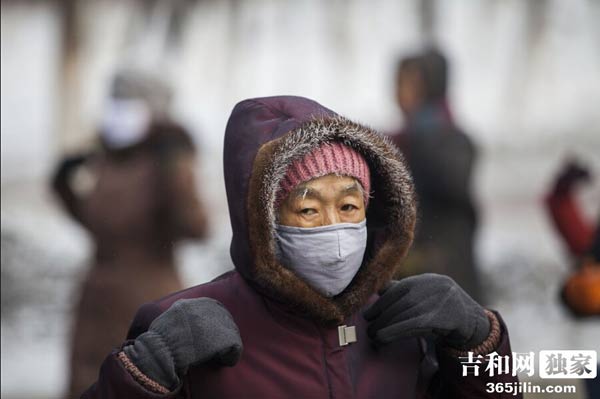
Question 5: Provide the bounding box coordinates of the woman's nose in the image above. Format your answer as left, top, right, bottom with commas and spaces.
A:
322, 208, 340, 226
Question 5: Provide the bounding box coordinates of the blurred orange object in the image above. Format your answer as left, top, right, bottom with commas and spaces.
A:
562, 260, 600, 316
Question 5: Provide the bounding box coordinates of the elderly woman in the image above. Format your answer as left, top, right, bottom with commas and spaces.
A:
83, 96, 519, 399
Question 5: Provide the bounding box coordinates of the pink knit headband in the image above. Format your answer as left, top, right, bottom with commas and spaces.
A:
275, 142, 371, 208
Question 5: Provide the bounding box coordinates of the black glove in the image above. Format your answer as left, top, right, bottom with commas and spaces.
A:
364, 274, 490, 349
124, 298, 243, 390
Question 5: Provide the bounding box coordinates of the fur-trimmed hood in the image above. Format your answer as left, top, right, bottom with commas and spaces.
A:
223, 96, 416, 326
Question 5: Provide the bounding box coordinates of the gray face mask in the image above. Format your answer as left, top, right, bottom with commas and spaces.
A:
274, 220, 367, 297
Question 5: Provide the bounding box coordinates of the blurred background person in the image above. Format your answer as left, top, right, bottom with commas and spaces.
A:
390, 48, 483, 303
545, 160, 600, 398
51, 70, 209, 398
545, 161, 597, 265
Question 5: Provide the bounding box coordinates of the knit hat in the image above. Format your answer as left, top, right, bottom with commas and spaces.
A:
276, 142, 371, 207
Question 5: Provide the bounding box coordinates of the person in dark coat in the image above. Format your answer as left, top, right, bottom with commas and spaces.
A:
391, 49, 483, 303
82, 96, 520, 399
53, 71, 209, 398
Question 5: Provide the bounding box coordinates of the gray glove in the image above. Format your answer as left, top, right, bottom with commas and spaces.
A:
364, 274, 490, 349
124, 298, 243, 390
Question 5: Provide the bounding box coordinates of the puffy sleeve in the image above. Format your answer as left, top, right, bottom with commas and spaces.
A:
81, 303, 184, 399
427, 311, 523, 399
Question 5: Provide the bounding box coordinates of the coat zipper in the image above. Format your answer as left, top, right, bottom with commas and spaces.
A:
321, 332, 334, 399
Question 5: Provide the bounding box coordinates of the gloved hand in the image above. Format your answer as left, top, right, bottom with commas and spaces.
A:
364, 274, 490, 349
124, 298, 243, 390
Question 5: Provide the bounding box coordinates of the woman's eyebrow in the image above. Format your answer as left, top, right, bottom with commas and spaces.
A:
341, 183, 362, 195
291, 186, 322, 201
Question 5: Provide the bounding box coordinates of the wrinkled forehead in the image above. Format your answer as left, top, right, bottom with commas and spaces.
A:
285, 175, 364, 203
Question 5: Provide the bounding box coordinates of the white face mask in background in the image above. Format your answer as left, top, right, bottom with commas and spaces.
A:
100, 98, 151, 149
274, 220, 368, 297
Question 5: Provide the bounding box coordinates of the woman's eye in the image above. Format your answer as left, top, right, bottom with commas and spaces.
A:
300, 208, 316, 215
341, 204, 357, 212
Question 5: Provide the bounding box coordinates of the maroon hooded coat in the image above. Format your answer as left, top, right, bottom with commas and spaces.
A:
83, 96, 520, 399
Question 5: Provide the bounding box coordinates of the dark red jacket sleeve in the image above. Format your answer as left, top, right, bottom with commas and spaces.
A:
81, 348, 182, 399
432, 312, 522, 399
80, 303, 183, 399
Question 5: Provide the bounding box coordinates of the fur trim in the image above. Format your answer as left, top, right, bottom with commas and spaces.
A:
247, 116, 416, 326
